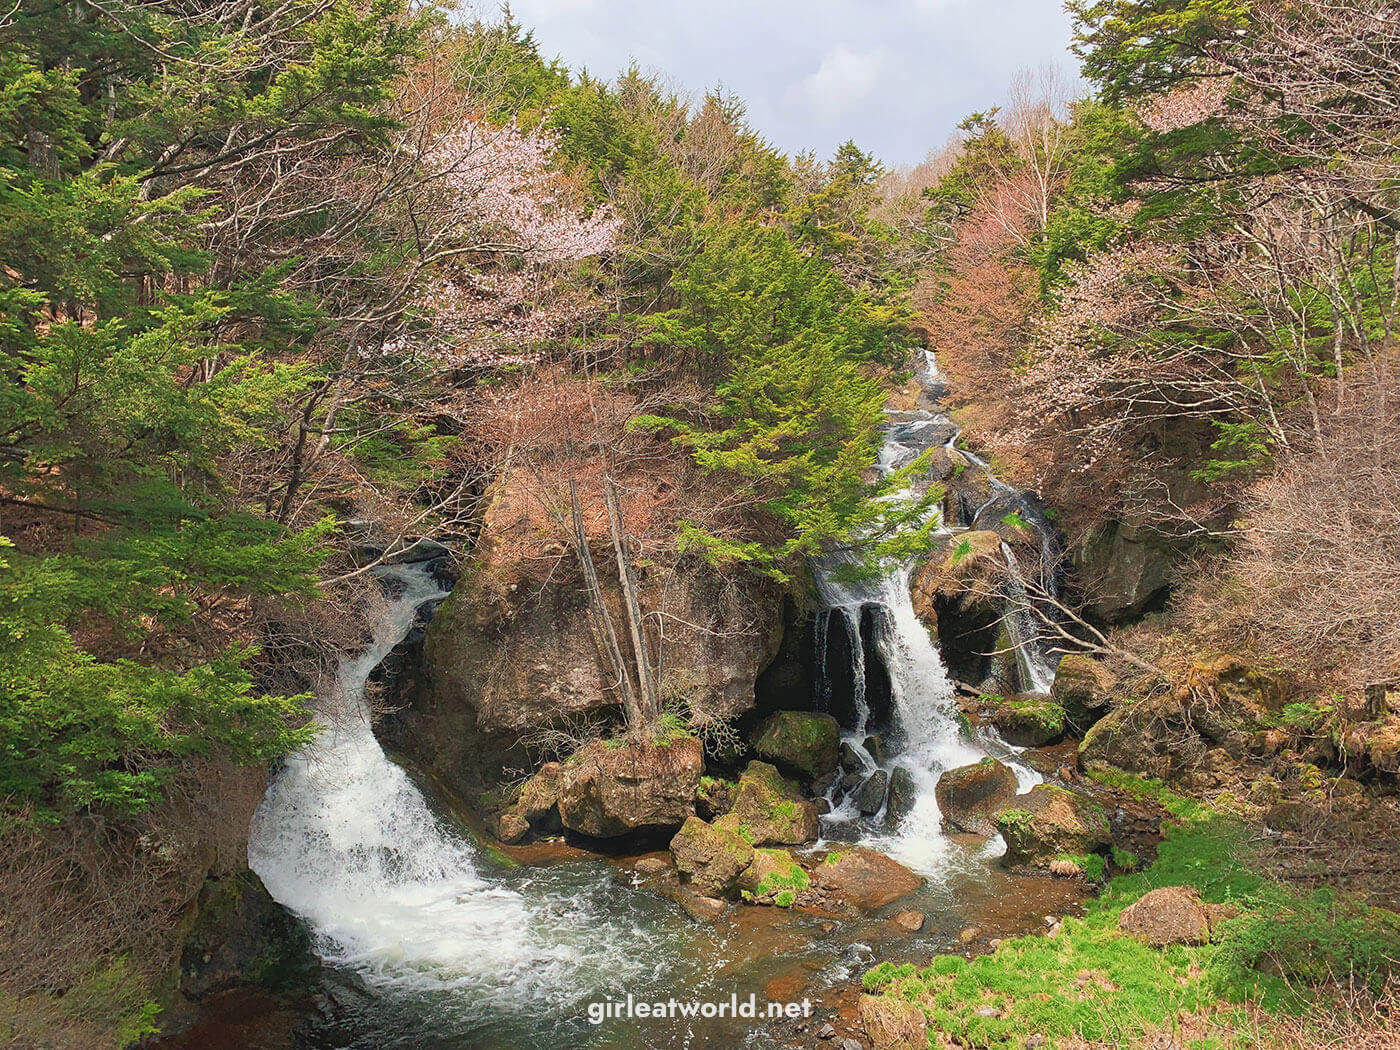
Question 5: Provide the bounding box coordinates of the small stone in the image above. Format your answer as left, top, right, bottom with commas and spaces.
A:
988, 938, 1001, 951
893, 910, 925, 932
634, 855, 670, 875
975, 1005, 1000, 1018
958, 925, 980, 943
1025, 1035, 1046, 1048
819, 1022, 836, 1039
841, 1040, 863, 1050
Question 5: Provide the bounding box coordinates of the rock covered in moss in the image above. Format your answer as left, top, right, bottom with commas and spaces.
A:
909, 530, 1007, 624
557, 736, 702, 838
751, 711, 841, 780
988, 695, 1066, 747
996, 785, 1110, 869
814, 847, 923, 910
1052, 654, 1118, 733
738, 848, 810, 906
696, 775, 735, 820
485, 809, 530, 844
670, 816, 754, 897
714, 761, 818, 847
935, 758, 1019, 836
517, 761, 563, 827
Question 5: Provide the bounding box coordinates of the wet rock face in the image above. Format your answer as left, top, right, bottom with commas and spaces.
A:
556, 737, 703, 838
750, 711, 841, 781
884, 767, 918, 828
935, 758, 1019, 837
814, 848, 924, 910
178, 869, 317, 1000
997, 785, 1111, 869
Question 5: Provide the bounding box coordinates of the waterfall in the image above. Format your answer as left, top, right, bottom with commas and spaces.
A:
812, 350, 1044, 873
247, 563, 677, 1011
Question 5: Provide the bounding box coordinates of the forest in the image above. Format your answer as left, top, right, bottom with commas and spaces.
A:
1, 1, 1397, 1049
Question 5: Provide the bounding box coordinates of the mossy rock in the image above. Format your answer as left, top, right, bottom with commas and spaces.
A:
751, 711, 841, 780
1052, 653, 1117, 733
989, 695, 1066, 747
996, 784, 1111, 869
714, 761, 818, 847
738, 848, 810, 906
670, 816, 754, 898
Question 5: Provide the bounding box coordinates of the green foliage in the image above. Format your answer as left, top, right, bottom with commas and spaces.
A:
1068, 0, 1253, 106
1211, 888, 1400, 997
857, 816, 1398, 1047
633, 220, 936, 578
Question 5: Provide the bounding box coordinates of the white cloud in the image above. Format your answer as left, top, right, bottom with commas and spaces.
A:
801, 47, 883, 118
491, 0, 1078, 165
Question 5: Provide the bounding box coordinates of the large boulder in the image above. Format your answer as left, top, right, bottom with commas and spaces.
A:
988, 695, 1066, 747
1071, 517, 1176, 623
1078, 695, 1197, 780
715, 761, 819, 847
1118, 886, 1231, 947
1052, 654, 1118, 733
670, 816, 754, 898
909, 531, 1020, 690
751, 711, 841, 781
556, 737, 703, 838
814, 848, 924, 910
909, 530, 1007, 624
997, 785, 1111, 869
1183, 655, 1290, 717
935, 758, 1019, 836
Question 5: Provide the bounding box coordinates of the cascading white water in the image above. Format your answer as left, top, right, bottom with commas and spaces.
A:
247, 564, 677, 1013
814, 350, 1043, 873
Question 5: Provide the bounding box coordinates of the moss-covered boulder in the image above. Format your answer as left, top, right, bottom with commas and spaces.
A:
714, 761, 818, 847
814, 847, 923, 910
1183, 655, 1290, 716
988, 695, 1066, 747
1117, 885, 1229, 947
557, 736, 702, 838
516, 761, 563, 830
935, 758, 1018, 836
1078, 693, 1206, 780
670, 816, 754, 898
738, 848, 810, 907
997, 785, 1111, 869
1052, 654, 1117, 733
751, 711, 841, 781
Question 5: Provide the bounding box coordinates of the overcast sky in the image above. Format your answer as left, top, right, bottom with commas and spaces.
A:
497, 0, 1080, 168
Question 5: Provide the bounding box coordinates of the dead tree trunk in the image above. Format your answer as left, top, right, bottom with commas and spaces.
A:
570, 479, 641, 729
605, 475, 659, 722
